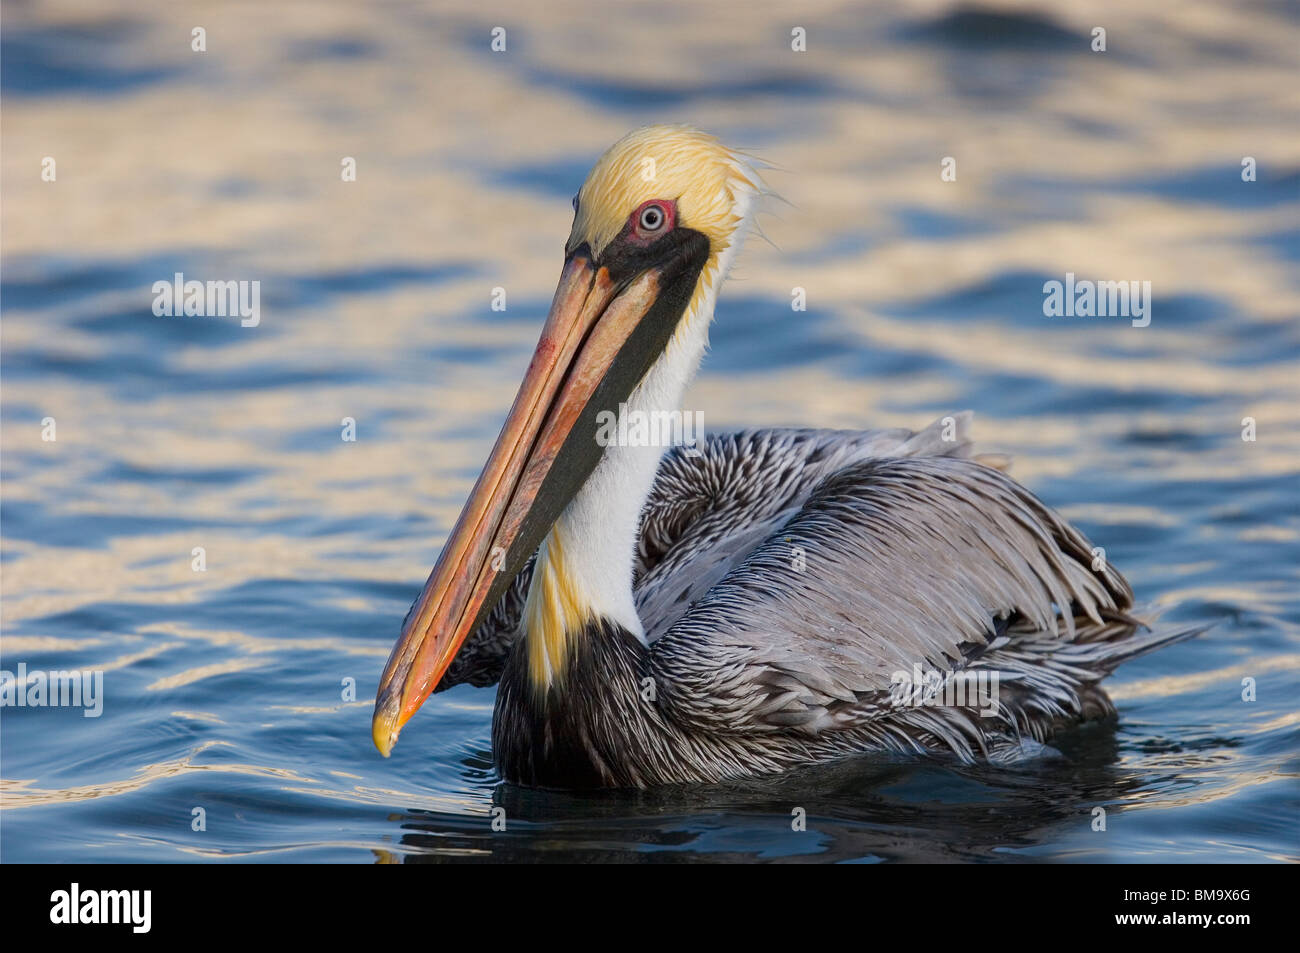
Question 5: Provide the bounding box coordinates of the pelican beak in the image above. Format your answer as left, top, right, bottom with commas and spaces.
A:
372, 234, 707, 756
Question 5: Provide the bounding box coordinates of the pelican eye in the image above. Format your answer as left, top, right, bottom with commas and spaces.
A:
639, 205, 665, 231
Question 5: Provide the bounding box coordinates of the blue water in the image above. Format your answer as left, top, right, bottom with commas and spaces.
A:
2, 1, 1297, 862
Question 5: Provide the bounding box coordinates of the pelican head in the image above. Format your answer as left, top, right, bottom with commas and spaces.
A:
373, 125, 765, 756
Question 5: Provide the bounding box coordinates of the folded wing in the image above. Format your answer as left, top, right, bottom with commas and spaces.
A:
650, 454, 1137, 748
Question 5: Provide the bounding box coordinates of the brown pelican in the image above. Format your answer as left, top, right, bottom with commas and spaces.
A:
373, 125, 1202, 788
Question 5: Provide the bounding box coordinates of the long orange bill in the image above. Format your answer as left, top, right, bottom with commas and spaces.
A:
372, 242, 700, 756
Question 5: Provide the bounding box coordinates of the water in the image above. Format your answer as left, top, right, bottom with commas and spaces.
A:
2, 0, 1297, 863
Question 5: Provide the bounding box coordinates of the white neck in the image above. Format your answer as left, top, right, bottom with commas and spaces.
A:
549, 309, 711, 634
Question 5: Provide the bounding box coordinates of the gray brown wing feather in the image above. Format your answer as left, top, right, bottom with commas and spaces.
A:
650, 453, 1137, 742
635, 415, 979, 640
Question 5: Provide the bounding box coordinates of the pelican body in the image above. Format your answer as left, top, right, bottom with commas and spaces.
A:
373, 126, 1200, 788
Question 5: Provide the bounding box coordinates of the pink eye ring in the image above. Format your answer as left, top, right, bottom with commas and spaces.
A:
629, 199, 675, 240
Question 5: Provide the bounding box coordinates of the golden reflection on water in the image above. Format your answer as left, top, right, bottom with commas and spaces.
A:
1108, 654, 1300, 703
1, 741, 317, 809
